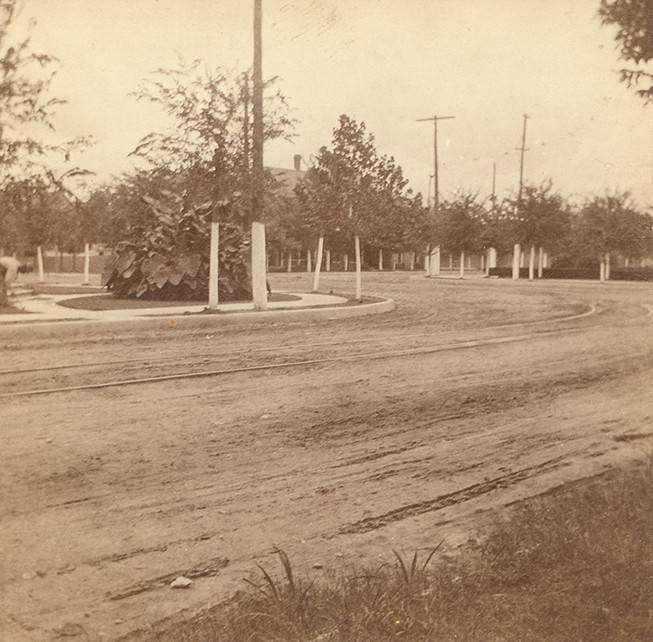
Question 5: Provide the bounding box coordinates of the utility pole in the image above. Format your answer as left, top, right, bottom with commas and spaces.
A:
426, 174, 434, 209
251, 0, 267, 309
242, 72, 250, 178
416, 114, 455, 213
252, 0, 263, 224
516, 113, 530, 206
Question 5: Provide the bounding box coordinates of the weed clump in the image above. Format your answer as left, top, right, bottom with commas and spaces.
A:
147, 459, 653, 641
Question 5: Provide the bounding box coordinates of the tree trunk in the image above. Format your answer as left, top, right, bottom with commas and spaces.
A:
344, 253, 349, 272
208, 220, 219, 309
605, 251, 611, 280
459, 251, 465, 278
378, 248, 383, 271
325, 249, 331, 272
306, 248, 312, 273
512, 243, 521, 280
37, 245, 45, 282
354, 235, 362, 301
312, 236, 324, 292
429, 245, 440, 277
528, 245, 535, 280
537, 246, 544, 278
83, 242, 91, 285
287, 251, 292, 272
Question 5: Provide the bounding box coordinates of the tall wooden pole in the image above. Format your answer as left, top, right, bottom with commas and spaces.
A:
516, 114, 530, 206
251, 0, 267, 309
417, 114, 455, 213
252, 0, 263, 224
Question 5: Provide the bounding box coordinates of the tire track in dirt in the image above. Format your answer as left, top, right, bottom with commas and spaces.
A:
336, 456, 570, 535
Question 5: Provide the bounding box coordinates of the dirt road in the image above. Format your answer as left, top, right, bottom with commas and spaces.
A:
1, 274, 652, 640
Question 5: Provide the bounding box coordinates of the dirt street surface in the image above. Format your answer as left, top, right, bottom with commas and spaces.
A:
1, 273, 652, 641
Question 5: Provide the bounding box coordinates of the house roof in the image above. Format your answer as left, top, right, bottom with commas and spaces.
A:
268, 167, 305, 196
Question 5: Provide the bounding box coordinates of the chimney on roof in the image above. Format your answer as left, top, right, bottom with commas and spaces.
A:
293, 154, 302, 171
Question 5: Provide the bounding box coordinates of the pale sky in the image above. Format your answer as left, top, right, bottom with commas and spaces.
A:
9, 0, 653, 207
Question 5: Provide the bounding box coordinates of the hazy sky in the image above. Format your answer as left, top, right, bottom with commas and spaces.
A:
9, 0, 653, 206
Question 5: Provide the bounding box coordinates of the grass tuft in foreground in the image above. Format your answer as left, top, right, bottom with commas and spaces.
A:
147, 459, 653, 641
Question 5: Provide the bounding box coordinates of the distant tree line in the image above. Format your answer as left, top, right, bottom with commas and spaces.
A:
1, 4, 651, 303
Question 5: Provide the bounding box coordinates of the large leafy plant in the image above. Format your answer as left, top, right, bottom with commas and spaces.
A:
103, 192, 250, 301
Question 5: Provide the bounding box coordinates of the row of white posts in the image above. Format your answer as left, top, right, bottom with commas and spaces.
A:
209, 220, 364, 312
310, 233, 362, 300
510, 244, 549, 280
207, 223, 619, 312
423, 246, 498, 278
34, 243, 92, 285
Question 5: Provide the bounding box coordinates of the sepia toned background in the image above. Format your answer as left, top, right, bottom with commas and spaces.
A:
8, 0, 652, 204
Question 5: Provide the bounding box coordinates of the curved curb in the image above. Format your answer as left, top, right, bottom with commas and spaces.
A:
0, 297, 396, 341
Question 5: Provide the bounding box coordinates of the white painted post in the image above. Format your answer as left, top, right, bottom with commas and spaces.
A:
325, 249, 331, 272
208, 219, 220, 309
312, 235, 324, 292
605, 251, 611, 280
344, 253, 349, 272
459, 251, 465, 278
488, 247, 497, 276
528, 244, 535, 281
37, 245, 45, 282
306, 248, 312, 273
83, 242, 91, 285
538, 246, 544, 278
251, 221, 267, 310
354, 235, 362, 301
512, 243, 521, 280
429, 245, 440, 277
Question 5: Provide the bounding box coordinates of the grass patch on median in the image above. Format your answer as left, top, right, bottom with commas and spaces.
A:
143, 457, 653, 642
57, 292, 299, 311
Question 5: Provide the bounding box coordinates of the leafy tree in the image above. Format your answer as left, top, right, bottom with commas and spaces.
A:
577, 191, 653, 263
129, 60, 294, 219
104, 62, 294, 300
295, 115, 419, 264
599, 0, 653, 103
0, 0, 92, 298
508, 181, 571, 252
435, 191, 485, 273
478, 199, 513, 256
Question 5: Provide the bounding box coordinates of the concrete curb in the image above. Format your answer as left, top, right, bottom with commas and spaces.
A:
0, 297, 396, 341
